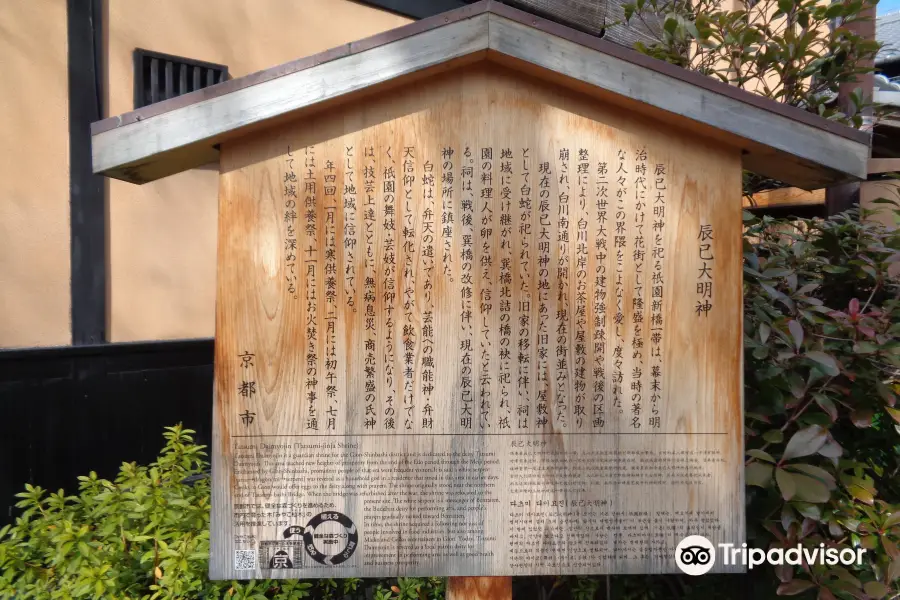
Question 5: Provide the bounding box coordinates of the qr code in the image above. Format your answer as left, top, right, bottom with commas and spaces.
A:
234, 549, 257, 571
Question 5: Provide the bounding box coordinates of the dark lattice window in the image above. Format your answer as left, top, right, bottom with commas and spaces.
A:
133, 49, 229, 109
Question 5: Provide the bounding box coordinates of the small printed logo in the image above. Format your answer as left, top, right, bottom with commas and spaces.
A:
675, 535, 716, 576
288, 511, 359, 566
269, 549, 293, 569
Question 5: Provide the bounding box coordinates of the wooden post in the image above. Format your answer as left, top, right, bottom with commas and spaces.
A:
447, 577, 513, 600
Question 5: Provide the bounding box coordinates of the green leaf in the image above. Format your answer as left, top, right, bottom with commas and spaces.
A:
748, 449, 776, 463
883, 511, 900, 530
763, 429, 784, 443
664, 16, 678, 34
747, 462, 774, 487
805, 351, 840, 376
776, 468, 797, 500
790, 473, 832, 503
788, 320, 804, 350
863, 581, 889, 599
783, 425, 828, 461
787, 464, 836, 489
814, 393, 838, 421
847, 484, 875, 505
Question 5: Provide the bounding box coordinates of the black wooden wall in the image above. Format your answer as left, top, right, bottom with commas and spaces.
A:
0, 340, 214, 524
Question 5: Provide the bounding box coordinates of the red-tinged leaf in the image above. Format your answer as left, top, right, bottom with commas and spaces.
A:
849, 298, 860, 318
886, 407, 900, 425
783, 425, 828, 461
883, 536, 899, 560
777, 580, 816, 595
861, 535, 879, 549
775, 563, 794, 583
817, 587, 837, 600
863, 581, 888, 599
801, 518, 817, 538
777, 468, 797, 501
888, 556, 900, 582
857, 324, 876, 339
851, 409, 874, 428
814, 393, 838, 421
789, 320, 804, 350
806, 351, 840, 376
747, 462, 774, 487
848, 484, 874, 505
884, 511, 900, 530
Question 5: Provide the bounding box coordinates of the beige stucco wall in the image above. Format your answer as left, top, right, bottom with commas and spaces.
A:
107, 0, 411, 342
0, 0, 71, 348
861, 180, 900, 230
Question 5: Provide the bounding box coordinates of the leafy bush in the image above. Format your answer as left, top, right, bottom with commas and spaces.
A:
0, 425, 444, 600
739, 206, 900, 598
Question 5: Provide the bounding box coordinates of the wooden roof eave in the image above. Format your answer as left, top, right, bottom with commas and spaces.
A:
91, 1, 869, 190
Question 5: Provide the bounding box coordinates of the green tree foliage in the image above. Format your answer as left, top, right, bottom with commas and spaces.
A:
622, 0, 880, 126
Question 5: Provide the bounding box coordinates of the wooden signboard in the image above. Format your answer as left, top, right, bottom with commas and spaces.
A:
209, 64, 744, 578
89, 0, 869, 584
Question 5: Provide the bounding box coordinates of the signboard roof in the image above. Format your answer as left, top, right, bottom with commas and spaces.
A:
91, 0, 869, 189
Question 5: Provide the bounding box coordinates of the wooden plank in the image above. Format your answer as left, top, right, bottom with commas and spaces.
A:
743, 187, 825, 209
91, 6, 868, 189
505, 0, 660, 48
209, 63, 745, 580
447, 577, 512, 600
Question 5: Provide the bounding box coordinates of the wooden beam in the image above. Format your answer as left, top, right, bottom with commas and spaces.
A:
355, 0, 466, 19
743, 187, 825, 208
447, 577, 512, 600
68, 0, 107, 345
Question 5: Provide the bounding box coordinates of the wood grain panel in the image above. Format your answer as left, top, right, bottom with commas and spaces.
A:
210, 64, 744, 580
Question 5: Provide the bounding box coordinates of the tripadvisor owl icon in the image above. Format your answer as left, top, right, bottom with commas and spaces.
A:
675, 535, 716, 576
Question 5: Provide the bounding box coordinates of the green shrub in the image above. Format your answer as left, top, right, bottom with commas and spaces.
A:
0, 425, 444, 600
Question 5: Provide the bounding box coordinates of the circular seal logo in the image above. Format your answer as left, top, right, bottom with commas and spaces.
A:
302, 511, 358, 565
675, 535, 715, 576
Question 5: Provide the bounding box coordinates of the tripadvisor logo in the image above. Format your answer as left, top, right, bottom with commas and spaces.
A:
675, 535, 866, 576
